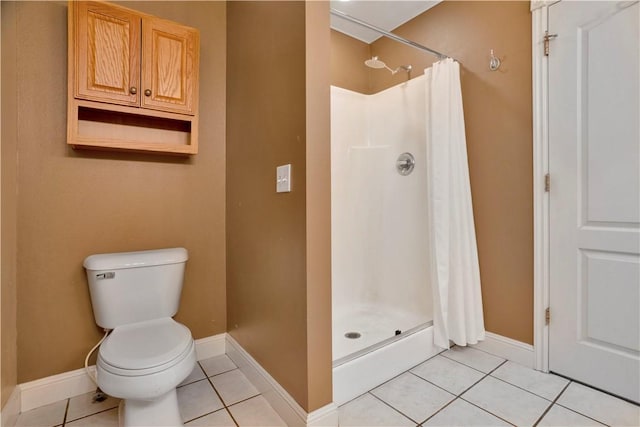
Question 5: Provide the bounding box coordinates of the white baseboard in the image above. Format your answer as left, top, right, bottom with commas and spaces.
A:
307, 402, 339, 427
19, 332, 226, 413
20, 366, 99, 412
472, 331, 535, 368
1, 386, 21, 427
194, 333, 226, 360
225, 334, 338, 427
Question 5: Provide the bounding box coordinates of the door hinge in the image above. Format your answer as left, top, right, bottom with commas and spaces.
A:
544, 31, 558, 56
545, 307, 551, 325
545, 173, 551, 192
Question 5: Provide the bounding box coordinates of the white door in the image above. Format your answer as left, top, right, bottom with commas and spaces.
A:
548, 0, 640, 403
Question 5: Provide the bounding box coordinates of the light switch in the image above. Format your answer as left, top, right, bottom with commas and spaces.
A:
276, 164, 291, 193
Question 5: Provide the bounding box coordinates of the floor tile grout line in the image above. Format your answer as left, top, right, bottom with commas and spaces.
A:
552, 387, 615, 427
469, 344, 511, 358
224, 392, 262, 410
532, 380, 573, 427
439, 352, 505, 376
484, 358, 606, 422
411, 352, 487, 377
206, 366, 238, 378
488, 359, 509, 375
61, 398, 70, 427
178, 366, 239, 390
451, 360, 524, 427
552, 402, 611, 427
415, 359, 514, 427
373, 364, 489, 426
409, 357, 505, 399
549, 378, 635, 426
180, 358, 238, 386
417, 396, 460, 426
488, 371, 567, 403
457, 397, 518, 427
340, 364, 428, 408
202, 363, 241, 427
551, 372, 640, 407
407, 370, 468, 397
62, 405, 119, 425
367, 391, 423, 425
457, 359, 508, 399
183, 407, 230, 425
376, 356, 445, 392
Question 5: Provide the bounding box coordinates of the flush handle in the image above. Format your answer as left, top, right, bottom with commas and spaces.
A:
96, 272, 115, 280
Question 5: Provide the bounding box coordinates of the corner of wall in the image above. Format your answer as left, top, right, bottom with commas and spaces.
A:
305, 0, 333, 413
0, 385, 21, 427
1, 0, 19, 411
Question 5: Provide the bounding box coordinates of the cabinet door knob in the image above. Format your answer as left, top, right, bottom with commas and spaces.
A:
144, 89, 152, 97
129, 87, 137, 95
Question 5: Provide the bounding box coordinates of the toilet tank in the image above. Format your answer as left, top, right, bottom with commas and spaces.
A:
84, 248, 188, 329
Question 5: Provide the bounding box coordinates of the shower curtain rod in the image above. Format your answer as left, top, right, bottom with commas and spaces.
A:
330, 8, 454, 62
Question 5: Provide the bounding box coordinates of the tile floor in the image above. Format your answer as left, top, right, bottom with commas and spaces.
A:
15, 346, 640, 427
15, 355, 286, 427
339, 346, 640, 427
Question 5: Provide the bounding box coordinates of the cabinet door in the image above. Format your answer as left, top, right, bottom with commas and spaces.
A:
75, 1, 141, 106
141, 17, 199, 115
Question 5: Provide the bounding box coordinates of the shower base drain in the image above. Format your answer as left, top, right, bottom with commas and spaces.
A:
344, 332, 361, 339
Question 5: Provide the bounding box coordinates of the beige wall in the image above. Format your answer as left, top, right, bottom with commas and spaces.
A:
330, 30, 371, 95
1, 0, 19, 408
331, 1, 533, 344
226, 1, 332, 412
9, 1, 226, 383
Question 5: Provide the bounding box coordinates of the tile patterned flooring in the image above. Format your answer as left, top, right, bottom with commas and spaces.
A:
15, 347, 640, 427
16, 355, 286, 427
339, 346, 640, 427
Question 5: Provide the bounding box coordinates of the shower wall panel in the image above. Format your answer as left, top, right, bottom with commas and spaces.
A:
331, 77, 432, 360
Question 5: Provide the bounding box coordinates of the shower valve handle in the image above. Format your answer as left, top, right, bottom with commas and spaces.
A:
396, 152, 416, 176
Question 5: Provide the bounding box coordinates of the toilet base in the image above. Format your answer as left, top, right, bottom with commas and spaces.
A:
119, 388, 183, 427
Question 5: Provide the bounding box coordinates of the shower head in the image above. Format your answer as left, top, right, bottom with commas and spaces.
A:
364, 56, 386, 69
364, 56, 412, 76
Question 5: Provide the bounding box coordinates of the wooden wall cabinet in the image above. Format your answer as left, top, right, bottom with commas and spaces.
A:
68, 1, 200, 155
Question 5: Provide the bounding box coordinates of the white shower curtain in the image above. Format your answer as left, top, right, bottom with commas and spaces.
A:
425, 58, 486, 349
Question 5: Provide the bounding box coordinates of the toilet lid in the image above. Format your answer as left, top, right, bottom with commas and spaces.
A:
99, 318, 193, 370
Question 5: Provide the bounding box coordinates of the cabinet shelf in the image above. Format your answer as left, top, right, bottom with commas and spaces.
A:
68, 100, 198, 155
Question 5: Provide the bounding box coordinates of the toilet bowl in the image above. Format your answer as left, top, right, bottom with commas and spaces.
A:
84, 248, 195, 427
97, 318, 196, 426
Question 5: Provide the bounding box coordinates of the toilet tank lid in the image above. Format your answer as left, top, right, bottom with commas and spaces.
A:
83, 248, 188, 270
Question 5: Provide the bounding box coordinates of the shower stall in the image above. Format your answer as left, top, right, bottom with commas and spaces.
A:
331, 75, 440, 404
330, 8, 484, 405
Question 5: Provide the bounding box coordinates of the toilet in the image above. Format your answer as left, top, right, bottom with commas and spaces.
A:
84, 248, 196, 427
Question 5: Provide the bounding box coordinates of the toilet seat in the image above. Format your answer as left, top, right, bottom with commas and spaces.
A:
99, 317, 193, 377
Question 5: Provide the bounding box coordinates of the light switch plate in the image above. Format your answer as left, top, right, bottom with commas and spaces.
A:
276, 164, 291, 193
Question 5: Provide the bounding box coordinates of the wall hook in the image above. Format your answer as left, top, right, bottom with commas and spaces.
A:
489, 49, 501, 71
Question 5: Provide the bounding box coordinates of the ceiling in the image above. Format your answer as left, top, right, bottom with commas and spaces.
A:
329, 1, 441, 44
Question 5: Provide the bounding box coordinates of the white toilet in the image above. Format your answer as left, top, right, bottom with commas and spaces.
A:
84, 247, 196, 427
